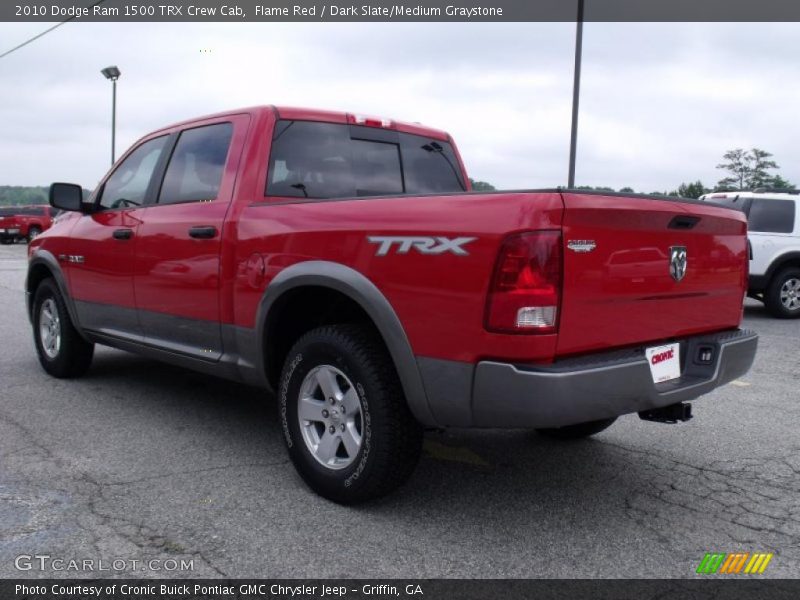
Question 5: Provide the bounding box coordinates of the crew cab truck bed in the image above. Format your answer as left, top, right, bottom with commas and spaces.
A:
28, 106, 757, 503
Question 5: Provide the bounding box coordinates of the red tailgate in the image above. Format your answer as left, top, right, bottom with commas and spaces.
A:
556, 193, 747, 357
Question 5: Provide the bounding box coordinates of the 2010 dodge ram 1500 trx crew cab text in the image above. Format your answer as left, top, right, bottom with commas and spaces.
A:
28, 106, 758, 503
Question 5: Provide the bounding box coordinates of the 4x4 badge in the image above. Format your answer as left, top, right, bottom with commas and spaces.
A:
670, 246, 687, 282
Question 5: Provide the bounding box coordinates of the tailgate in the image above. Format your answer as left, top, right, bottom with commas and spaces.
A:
557, 192, 747, 356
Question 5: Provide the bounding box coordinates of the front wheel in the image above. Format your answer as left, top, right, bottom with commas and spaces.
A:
32, 279, 94, 378
278, 324, 423, 504
536, 417, 617, 440
27, 227, 42, 243
765, 268, 800, 318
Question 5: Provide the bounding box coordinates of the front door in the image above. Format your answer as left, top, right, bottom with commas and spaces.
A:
67, 135, 170, 339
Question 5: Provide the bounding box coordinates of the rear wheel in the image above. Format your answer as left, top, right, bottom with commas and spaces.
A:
765, 268, 800, 318
32, 279, 94, 378
536, 417, 617, 440
27, 227, 42, 243
278, 324, 423, 504
0, 238, 12, 245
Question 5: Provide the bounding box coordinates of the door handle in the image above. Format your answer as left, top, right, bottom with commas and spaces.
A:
188, 226, 218, 239
112, 228, 133, 240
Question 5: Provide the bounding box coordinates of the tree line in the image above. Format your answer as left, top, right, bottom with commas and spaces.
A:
658, 148, 795, 199
471, 147, 795, 199
0, 186, 49, 207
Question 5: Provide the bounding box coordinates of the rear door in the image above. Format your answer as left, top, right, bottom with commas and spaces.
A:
67, 134, 170, 339
557, 192, 748, 356
133, 116, 247, 360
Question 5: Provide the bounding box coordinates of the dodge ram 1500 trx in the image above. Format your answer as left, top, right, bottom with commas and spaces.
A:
28, 106, 757, 503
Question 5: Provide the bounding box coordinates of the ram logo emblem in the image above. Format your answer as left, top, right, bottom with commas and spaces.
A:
368, 236, 476, 256
670, 246, 688, 282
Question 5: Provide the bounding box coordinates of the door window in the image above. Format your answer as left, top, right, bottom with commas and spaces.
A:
158, 123, 233, 205
98, 136, 168, 210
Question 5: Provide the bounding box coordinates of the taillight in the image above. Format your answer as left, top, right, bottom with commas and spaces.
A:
485, 231, 562, 334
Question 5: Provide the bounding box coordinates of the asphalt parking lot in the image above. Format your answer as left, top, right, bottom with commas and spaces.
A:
0, 241, 798, 579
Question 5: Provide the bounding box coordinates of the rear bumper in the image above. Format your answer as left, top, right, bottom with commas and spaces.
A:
470, 328, 758, 429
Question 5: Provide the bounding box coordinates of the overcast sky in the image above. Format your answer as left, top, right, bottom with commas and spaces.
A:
0, 21, 798, 191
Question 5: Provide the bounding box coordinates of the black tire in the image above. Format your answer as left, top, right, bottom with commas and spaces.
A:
536, 417, 617, 440
764, 268, 800, 318
27, 227, 42, 243
278, 324, 423, 504
0, 238, 12, 245
32, 278, 94, 378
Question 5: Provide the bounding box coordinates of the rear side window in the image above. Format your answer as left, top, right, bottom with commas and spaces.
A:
99, 136, 168, 210
158, 123, 233, 205
266, 120, 464, 199
747, 199, 796, 233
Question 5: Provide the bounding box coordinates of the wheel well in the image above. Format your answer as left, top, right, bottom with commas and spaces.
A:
26, 263, 54, 317
263, 286, 384, 390
768, 256, 800, 283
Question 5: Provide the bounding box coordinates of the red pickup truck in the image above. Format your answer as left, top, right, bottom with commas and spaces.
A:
28, 106, 757, 503
0, 205, 56, 244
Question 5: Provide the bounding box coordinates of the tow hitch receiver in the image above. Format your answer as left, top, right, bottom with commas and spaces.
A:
639, 402, 693, 424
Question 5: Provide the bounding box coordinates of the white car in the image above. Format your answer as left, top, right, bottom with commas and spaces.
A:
701, 189, 800, 318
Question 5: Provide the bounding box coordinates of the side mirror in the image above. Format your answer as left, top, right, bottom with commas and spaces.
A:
49, 183, 84, 213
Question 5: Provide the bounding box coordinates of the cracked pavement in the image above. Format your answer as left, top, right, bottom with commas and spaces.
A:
0, 242, 798, 578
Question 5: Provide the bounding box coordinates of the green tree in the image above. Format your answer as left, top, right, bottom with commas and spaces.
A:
716, 148, 780, 190
618, 187, 635, 193
469, 178, 496, 191
676, 181, 709, 199
716, 149, 749, 190
575, 185, 615, 192
769, 174, 796, 190
748, 148, 779, 188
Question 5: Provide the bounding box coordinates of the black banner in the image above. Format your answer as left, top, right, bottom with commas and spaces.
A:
4, 0, 800, 22
5, 580, 800, 600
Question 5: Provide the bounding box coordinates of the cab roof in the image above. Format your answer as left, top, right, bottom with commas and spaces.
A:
154, 105, 452, 141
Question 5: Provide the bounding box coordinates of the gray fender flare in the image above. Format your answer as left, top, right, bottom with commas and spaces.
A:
256, 260, 438, 428
26, 250, 84, 334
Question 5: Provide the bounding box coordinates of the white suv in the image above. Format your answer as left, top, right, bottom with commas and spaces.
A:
701, 190, 800, 318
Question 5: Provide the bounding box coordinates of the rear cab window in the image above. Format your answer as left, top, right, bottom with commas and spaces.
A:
266, 120, 465, 199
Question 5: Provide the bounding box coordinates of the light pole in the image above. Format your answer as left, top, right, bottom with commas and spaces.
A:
101, 65, 121, 165
567, 0, 584, 188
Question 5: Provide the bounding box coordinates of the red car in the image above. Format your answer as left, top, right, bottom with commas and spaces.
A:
0, 205, 56, 244
27, 106, 757, 503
